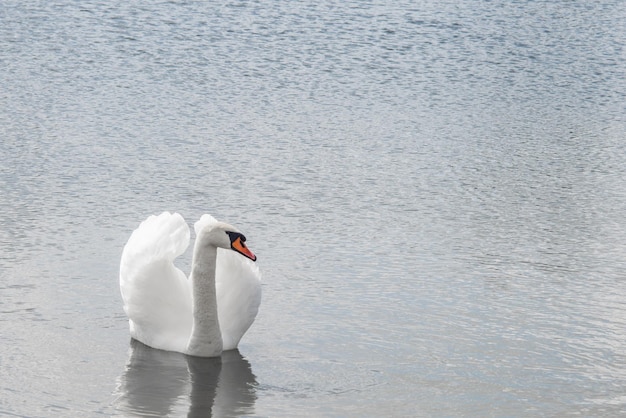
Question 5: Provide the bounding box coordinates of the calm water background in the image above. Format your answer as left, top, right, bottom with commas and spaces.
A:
1, 1, 626, 416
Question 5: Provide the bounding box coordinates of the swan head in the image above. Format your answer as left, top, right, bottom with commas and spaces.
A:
197, 222, 257, 262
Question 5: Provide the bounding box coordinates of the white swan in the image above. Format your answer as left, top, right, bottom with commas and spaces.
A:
119, 212, 261, 357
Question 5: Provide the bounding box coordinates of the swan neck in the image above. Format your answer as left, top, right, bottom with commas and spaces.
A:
186, 243, 223, 357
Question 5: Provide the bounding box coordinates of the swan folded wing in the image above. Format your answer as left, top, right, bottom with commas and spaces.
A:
194, 213, 219, 236
216, 249, 262, 350
119, 212, 193, 353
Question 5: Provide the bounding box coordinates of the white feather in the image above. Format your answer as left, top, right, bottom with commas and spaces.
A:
119, 212, 261, 353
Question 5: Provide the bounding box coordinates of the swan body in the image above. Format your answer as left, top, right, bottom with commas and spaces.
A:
119, 212, 261, 357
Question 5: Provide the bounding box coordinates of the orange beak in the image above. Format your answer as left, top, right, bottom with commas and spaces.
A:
231, 237, 257, 262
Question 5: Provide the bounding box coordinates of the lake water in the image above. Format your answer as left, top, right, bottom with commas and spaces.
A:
1, 0, 626, 416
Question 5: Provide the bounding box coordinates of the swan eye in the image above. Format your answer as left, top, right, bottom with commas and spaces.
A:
225, 231, 241, 243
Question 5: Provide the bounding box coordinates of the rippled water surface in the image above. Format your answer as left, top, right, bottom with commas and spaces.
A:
2, 1, 626, 416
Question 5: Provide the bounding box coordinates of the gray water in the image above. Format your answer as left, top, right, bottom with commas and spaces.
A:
1, 0, 626, 416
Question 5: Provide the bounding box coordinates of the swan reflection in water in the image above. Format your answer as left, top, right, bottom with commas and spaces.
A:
114, 339, 257, 417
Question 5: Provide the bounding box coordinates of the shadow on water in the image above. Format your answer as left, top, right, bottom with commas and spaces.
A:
113, 339, 257, 417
